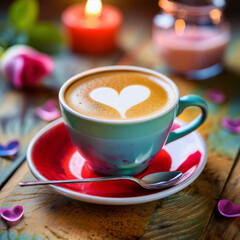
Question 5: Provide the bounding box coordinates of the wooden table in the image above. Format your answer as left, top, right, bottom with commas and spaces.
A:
0, 2, 240, 239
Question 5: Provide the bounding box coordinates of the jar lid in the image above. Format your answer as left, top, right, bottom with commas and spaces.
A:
158, 0, 225, 19
168, 0, 225, 8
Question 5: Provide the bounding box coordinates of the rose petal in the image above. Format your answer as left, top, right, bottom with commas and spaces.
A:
35, 100, 60, 121
5, 56, 25, 89
0, 205, 24, 222
206, 89, 225, 104
0, 45, 54, 89
218, 200, 240, 217
221, 117, 240, 134
0, 140, 20, 157
20, 53, 53, 87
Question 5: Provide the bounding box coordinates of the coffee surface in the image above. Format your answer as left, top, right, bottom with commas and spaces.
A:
64, 71, 175, 120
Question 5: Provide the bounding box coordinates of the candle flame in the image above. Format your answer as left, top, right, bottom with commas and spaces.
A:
175, 19, 185, 36
209, 9, 222, 24
84, 0, 102, 18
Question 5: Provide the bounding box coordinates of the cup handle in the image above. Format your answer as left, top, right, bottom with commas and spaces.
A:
166, 94, 208, 144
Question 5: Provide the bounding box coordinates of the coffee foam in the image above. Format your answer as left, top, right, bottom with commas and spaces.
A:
64, 71, 176, 120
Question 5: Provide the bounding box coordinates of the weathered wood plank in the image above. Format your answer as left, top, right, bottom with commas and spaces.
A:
140, 149, 236, 240
203, 152, 240, 240
1, 68, 239, 239
131, 38, 240, 239
0, 82, 51, 188
0, 162, 158, 240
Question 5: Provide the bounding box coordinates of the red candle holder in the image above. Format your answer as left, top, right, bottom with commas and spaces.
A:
61, 3, 123, 54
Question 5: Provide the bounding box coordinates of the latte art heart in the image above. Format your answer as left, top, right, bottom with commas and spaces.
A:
90, 85, 151, 118
65, 71, 174, 120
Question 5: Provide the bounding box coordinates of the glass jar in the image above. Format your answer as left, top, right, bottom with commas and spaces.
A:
152, 0, 230, 79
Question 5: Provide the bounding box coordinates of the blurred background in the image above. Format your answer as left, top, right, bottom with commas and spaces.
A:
0, 0, 240, 79
1, 0, 240, 22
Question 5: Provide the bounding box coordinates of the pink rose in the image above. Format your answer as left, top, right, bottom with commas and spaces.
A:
0, 45, 54, 89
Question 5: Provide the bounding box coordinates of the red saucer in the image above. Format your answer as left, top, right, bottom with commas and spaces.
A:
27, 118, 207, 205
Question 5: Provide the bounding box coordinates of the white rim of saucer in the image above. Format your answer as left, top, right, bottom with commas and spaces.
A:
59, 66, 180, 125
27, 118, 207, 205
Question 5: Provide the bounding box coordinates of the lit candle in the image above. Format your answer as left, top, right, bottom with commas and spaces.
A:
61, 0, 123, 54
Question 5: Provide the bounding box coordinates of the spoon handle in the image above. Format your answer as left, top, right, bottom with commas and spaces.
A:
19, 176, 133, 187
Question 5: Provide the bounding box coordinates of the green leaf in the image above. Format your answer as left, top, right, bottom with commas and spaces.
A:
9, 0, 39, 31
28, 22, 63, 54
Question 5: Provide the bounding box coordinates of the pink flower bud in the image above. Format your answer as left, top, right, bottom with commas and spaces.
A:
0, 45, 54, 89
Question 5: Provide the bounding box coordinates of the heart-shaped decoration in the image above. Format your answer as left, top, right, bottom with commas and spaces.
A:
218, 200, 240, 217
90, 85, 150, 118
221, 117, 240, 134
0, 140, 20, 157
35, 99, 60, 121
0, 205, 24, 222
206, 89, 225, 104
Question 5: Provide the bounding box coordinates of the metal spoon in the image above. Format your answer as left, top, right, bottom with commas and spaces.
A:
19, 171, 182, 190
